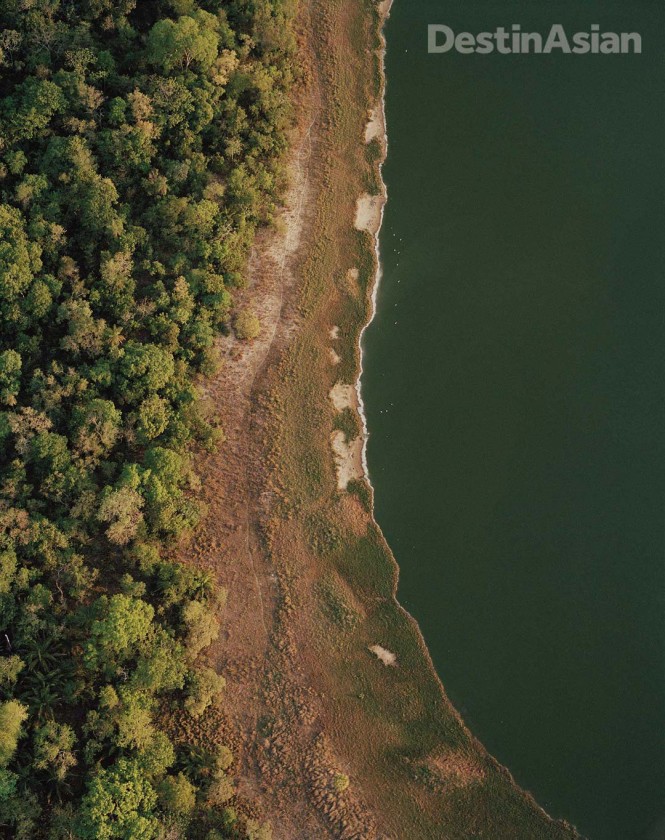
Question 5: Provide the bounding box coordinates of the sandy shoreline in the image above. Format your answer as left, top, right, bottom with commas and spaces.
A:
354, 0, 393, 488
339, 3, 584, 835
354, 192, 385, 235
330, 0, 392, 495
345, 3, 583, 835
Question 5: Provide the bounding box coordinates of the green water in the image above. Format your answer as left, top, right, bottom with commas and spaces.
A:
362, 2, 665, 838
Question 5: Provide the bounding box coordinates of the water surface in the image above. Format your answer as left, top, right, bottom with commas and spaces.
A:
363, 2, 665, 838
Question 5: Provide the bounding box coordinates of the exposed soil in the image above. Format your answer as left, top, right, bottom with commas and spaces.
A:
176, 3, 344, 835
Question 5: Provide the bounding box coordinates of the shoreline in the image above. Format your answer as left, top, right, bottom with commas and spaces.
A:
354, 0, 392, 486
188, 0, 587, 835
344, 1, 585, 836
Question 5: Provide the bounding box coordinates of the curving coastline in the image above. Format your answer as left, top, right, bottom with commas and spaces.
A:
187, 0, 588, 835
355, 0, 393, 487
346, 1, 586, 837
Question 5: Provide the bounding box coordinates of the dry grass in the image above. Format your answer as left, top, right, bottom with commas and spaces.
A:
174, 1, 587, 838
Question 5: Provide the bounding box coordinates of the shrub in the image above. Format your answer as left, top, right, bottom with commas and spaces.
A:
234, 309, 261, 341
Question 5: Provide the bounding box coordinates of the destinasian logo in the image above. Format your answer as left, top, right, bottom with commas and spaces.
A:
428, 24, 642, 55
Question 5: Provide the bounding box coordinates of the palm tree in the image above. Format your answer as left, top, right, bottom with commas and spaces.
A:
21, 632, 68, 673
178, 743, 217, 781
19, 670, 62, 721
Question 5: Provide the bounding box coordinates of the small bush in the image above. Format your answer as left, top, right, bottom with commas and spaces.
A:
234, 309, 261, 340
333, 407, 361, 443
333, 773, 349, 793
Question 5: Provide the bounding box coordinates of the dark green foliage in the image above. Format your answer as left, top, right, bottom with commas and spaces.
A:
0, 0, 294, 836
346, 478, 372, 513
333, 406, 362, 443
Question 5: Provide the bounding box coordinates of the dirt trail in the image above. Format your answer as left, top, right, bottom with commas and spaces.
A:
176, 5, 334, 837
179, 4, 386, 832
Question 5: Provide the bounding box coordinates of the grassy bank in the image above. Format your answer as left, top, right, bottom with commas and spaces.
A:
253, 0, 585, 837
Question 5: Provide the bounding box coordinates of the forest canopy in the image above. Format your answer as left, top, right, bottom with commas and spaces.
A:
0, 0, 294, 837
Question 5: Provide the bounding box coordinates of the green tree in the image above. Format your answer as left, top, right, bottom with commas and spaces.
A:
142, 446, 199, 536
0, 549, 17, 595
182, 599, 219, 660
115, 689, 155, 750
333, 773, 349, 793
0, 767, 18, 800
0, 656, 23, 689
132, 630, 187, 694
33, 721, 77, 782
97, 486, 144, 546
0, 700, 28, 766
44, 137, 123, 242
147, 13, 219, 72
5, 78, 65, 143
135, 394, 170, 443
205, 770, 234, 807
0, 204, 41, 318
85, 594, 155, 673
26, 431, 80, 504
215, 745, 234, 772
95, 250, 136, 319
157, 772, 196, 815
246, 820, 273, 840
185, 666, 225, 718
135, 731, 175, 778
117, 342, 175, 404
71, 399, 122, 461
0, 351, 21, 406
57, 300, 106, 358
234, 309, 261, 341
75, 758, 160, 840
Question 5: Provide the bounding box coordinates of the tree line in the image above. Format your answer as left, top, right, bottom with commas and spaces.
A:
0, 0, 294, 837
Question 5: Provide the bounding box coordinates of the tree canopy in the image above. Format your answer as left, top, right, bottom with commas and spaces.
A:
0, 0, 294, 836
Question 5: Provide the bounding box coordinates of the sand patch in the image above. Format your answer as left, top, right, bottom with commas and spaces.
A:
329, 384, 363, 489
329, 382, 357, 412
329, 325, 340, 339
369, 645, 397, 667
354, 193, 384, 235
331, 430, 363, 490
328, 348, 341, 365
365, 106, 384, 144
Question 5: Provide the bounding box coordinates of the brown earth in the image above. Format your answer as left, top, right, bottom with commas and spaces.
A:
174, 1, 586, 838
